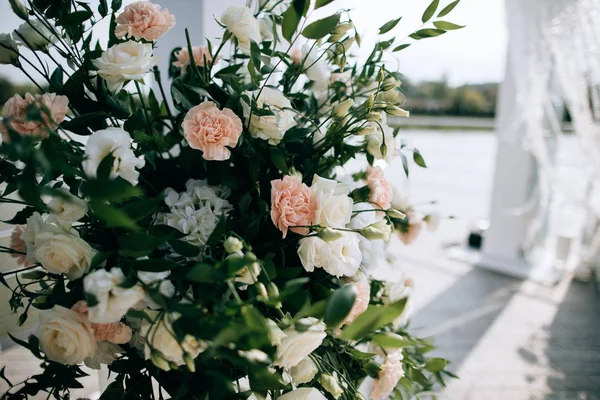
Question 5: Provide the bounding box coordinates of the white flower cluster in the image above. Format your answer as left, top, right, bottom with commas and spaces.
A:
158, 179, 233, 248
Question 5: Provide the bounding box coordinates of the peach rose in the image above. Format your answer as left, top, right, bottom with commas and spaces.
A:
72, 301, 132, 345
367, 167, 393, 209
290, 48, 303, 64
173, 46, 217, 72
182, 101, 243, 161
398, 212, 423, 245
115, 1, 175, 42
1, 93, 69, 142
10, 225, 29, 267
271, 175, 316, 238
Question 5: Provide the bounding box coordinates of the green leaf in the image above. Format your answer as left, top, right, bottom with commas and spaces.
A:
301, 14, 341, 39
324, 284, 356, 328
433, 21, 464, 30
413, 149, 427, 168
186, 263, 227, 283
315, 0, 336, 8
340, 298, 407, 340
409, 28, 446, 40
126, 308, 153, 323
168, 239, 200, 258
50, 67, 64, 91
282, 0, 307, 42
438, 0, 460, 17
371, 332, 415, 348
90, 201, 140, 231
60, 112, 109, 135
424, 357, 448, 372
269, 147, 289, 174
422, 0, 440, 22
118, 233, 167, 257
393, 44, 411, 52
3, 206, 36, 224
98, 0, 109, 17
400, 152, 409, 177
379, 17, 402, 35
111, 0, 122, 11
131, 259, 177, 272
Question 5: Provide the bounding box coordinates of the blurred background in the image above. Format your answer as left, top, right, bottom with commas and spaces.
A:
1, 0, 600, 399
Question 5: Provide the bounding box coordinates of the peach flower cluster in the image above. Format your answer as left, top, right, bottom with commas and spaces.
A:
182, 101, 243, 161
71, 301, 132, 344
115, 1, 175, 42
9, 225, 29, 266
1, 92, 69, 142
367, 167, 393, 210
370, 351, 405, 400
173, 46, 216, 72
271, 175, 316, 238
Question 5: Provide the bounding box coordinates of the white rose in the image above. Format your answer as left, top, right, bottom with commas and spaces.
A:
242, 87, 296, 145
84, 268, 145, 324
141, 312, 206, 371
34, 230, 95, 279
46, 189, 88, 225
14, 19, 58, 51
0, 33, 18, 65
278, 388, 328, 400
311, 175, 353, 229
349, 203, 382, 230
137, 270, 176, 309
259, 18, 274, 41
302, 45, 329, 91
93, 41, 157, 92
83, 128, 145, 186
21, 212, 60, 264
297, 236, 331, 273
221, 6, 261, 55
366, 121, 397, 163
326, 233, 362, 277
274, 317, 326, 369
37, 305, 97, 365
290, 357, 319, 385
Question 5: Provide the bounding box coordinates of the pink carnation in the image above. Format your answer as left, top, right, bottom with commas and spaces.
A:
72, 301, 132, 345
173, 46, 217, 72
9, 225, 29, 267
367, 167, 393, 210
1, 93, 69, 142
182, 101, 243, 161
343, 279, 370, 325
115, 1, 175, 42
271, 175, 316, 238
370, 351, 405, 400
398, 212, 423, 245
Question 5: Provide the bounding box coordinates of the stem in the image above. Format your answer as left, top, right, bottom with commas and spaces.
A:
1, 265, 41, 278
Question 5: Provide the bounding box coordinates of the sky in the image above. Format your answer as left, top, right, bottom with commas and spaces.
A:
0, 0, 508, 86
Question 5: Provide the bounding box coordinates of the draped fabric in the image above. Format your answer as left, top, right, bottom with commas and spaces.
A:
500, 0, 600, 271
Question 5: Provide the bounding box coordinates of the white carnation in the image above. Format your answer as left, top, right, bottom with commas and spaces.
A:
83, 128, 145, 186
221, 6, 261, 55
93, 41, 157, 92
83, 268, 145, 324
298, 233, 362, 277
242, 87, 296, 145
274, 318, 326, 369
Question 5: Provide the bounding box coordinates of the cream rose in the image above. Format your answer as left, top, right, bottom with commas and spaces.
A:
311, 175, 353, 229
83, 128, 145, 186
34, 230, 95, 280
274, 317, 326, 369
37, 306, 97, 365
290, 357, 319, 385
221, 6, 261, 55
242, 88, 296, 145
93, 41, 157, 92
141, 312, 206, 371
46, 189, 88, 225
278, 388, 328, 400
84, 268, 145, 324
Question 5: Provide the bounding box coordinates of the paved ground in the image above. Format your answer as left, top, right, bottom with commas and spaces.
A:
2, 219, 600, 399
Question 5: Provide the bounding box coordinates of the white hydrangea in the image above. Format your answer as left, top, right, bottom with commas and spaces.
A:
158, 179, 233, 248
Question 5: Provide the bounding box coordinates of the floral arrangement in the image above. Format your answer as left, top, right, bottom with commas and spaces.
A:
0, 0, 461, 399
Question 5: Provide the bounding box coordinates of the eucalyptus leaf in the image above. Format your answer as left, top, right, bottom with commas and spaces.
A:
379, 17, 402, 35
438, 0, 460, 17
433, 21, 464, 30
422, 0, 440, 23
302, 14, 341, 39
